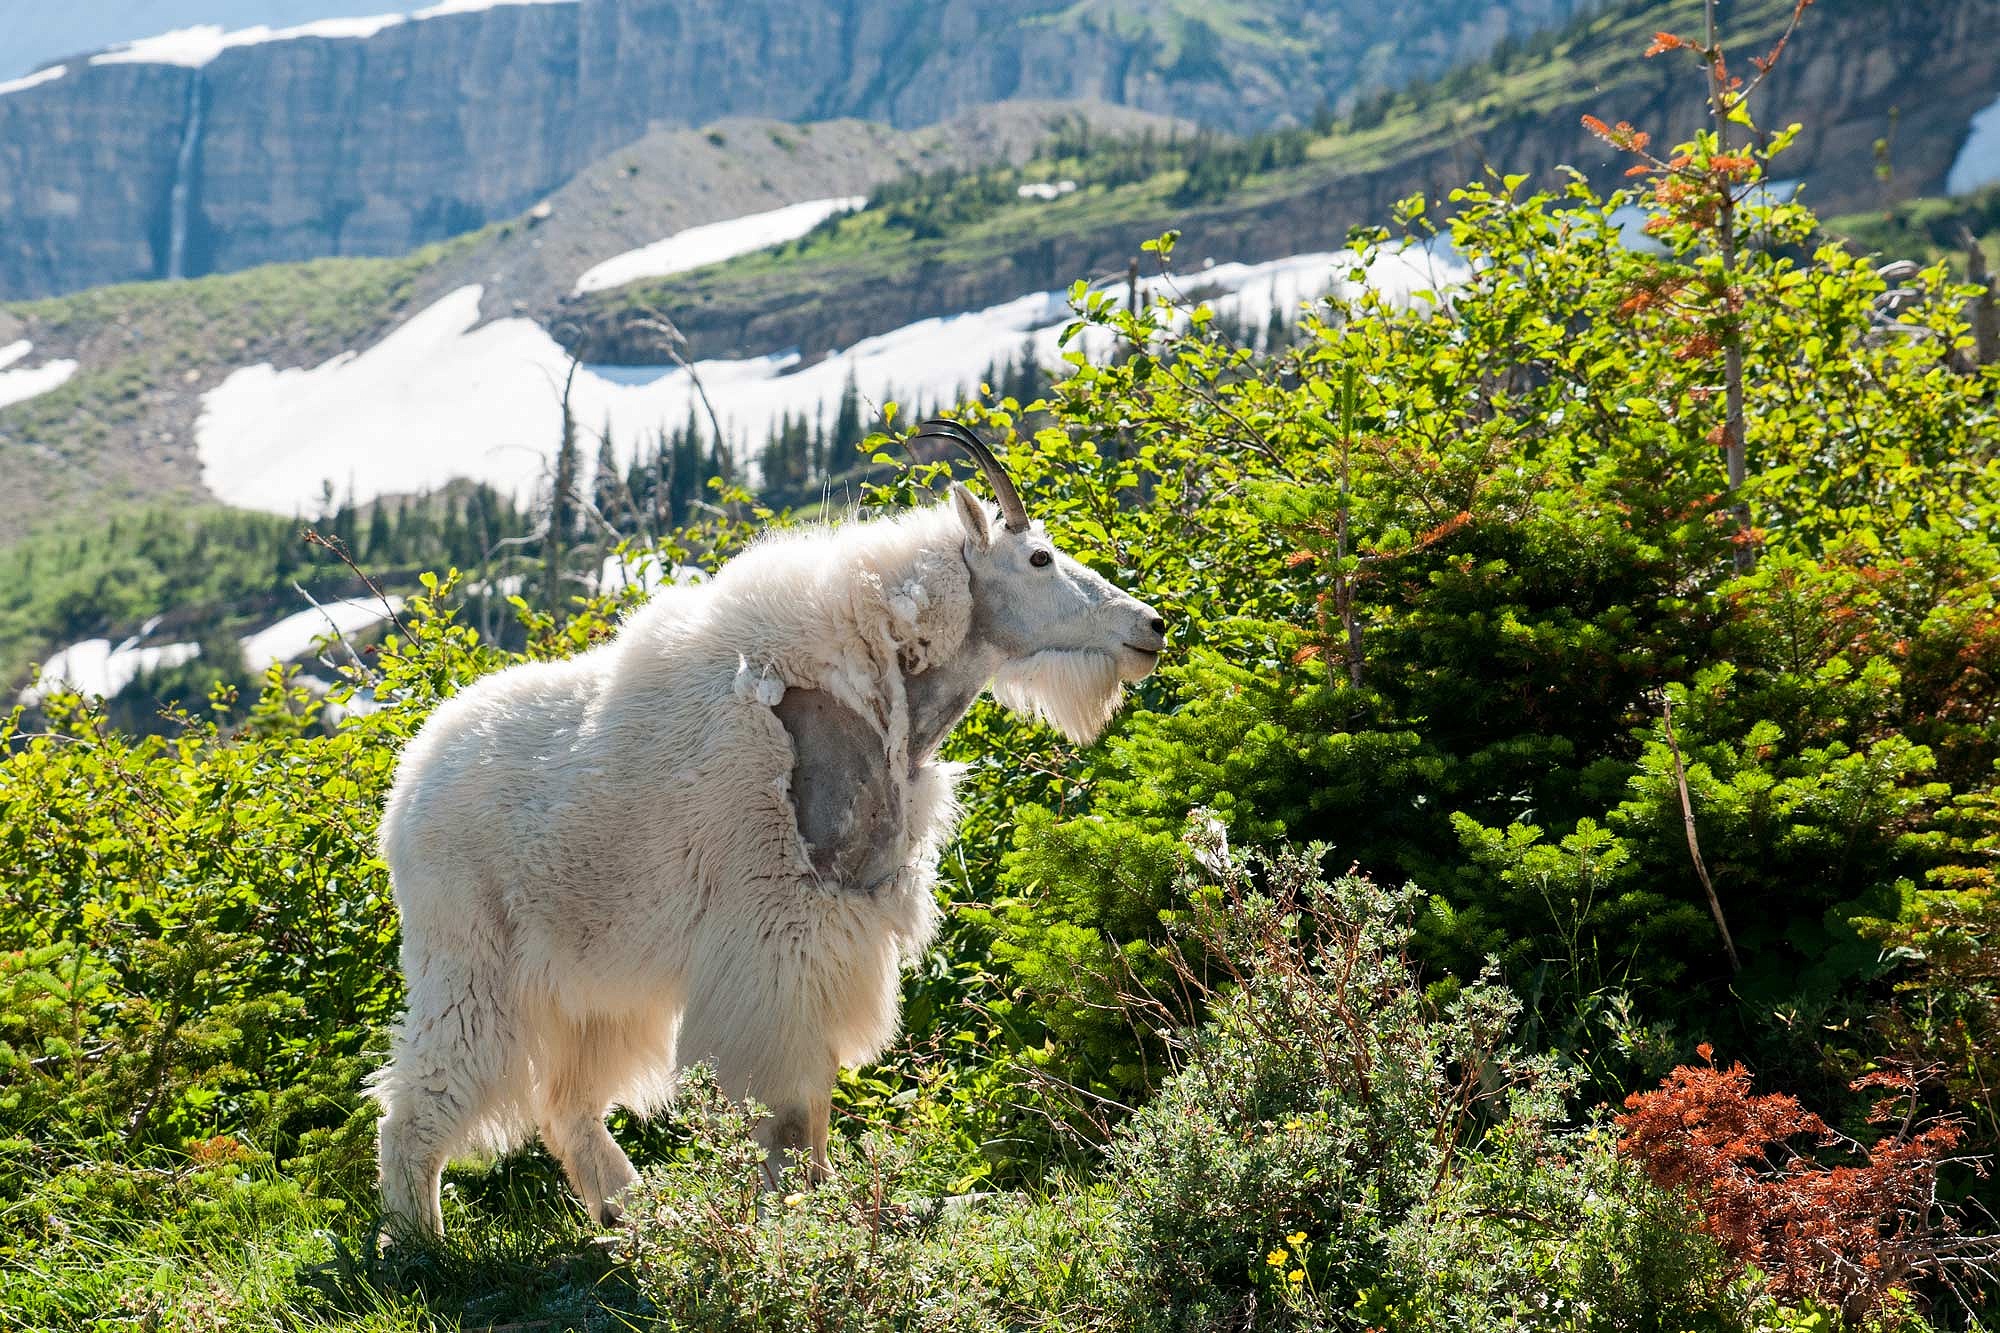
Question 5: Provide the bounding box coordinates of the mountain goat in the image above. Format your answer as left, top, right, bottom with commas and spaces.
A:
369, 420, 1166, 1237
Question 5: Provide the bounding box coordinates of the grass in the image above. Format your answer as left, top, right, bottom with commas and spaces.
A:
8, 234, 472, 344
4, 1154, 640, 1331
4, 232, 483, 440
1, 1098, 1111, 1332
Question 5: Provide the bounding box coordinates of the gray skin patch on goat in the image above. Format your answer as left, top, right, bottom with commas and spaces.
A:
774, 688, 904, 892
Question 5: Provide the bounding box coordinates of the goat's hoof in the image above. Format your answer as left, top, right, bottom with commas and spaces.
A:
595, 1197, 627, 1228
374, 1218, 436, 1257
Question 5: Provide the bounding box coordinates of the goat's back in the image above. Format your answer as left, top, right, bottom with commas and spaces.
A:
379, 648, 615, 910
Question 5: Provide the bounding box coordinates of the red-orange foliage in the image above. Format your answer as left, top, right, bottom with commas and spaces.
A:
1617, 1049, 1995, 1318
1582, 0, 1816, 239
1581, 115, 1650, 154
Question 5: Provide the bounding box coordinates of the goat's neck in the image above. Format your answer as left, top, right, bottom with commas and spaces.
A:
904, 639, 1003, 764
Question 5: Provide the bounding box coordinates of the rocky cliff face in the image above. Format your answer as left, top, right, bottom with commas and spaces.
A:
0, 0, 1593, 300
562, 0, 2000, 366
0, 62, 194, 300
569, 0, 1598, 139
1, 6, 583, 299
197, 6, 582, 273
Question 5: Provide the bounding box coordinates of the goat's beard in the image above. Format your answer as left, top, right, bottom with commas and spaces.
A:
992, 649, 1126, 745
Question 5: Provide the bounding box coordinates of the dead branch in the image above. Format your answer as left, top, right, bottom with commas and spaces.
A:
1662, 692, 1742, 974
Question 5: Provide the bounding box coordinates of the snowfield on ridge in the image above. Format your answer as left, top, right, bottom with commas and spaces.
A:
573, 197, 866, 295
195, 243, 1465, 515
0, 340, 79, 411
83, 0, 575, 69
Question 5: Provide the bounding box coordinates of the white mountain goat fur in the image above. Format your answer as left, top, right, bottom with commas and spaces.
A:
369, 421, 1166, 1237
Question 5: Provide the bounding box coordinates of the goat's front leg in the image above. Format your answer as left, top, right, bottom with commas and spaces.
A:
808, 1097, 831, 1179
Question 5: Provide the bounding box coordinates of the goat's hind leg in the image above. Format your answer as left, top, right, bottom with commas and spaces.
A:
533, 1013, 662, 1227
372, 926, 520, 1240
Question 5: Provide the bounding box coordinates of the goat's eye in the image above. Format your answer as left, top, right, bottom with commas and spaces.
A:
1029, 549, 1053, 569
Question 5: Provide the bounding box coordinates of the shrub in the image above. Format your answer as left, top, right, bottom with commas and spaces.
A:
982, 141, 2000, 1122
1617, 1051, 1999, 1322
1372, 1118, 1739, 1331
1098, 839, 1735, 1330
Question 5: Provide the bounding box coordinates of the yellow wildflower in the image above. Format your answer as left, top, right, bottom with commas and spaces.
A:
1287, 1269, 1305, 1285
1286, 1231, 1307, 1247
1266, 1249, 1287, 1267
783, 1192, 806, 1207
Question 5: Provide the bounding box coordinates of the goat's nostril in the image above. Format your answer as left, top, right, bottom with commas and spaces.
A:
1149, 617, 1167, 637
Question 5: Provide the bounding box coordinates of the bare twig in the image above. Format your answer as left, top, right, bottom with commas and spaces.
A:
627, 306, 730, 457
302, 528, 411, 640
1662, 692, 1742, 973
289, 579, 380, 686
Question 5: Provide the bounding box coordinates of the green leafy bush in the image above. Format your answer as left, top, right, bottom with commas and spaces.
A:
1096, 840, 1737, 1331
978, 161, 2000, 1117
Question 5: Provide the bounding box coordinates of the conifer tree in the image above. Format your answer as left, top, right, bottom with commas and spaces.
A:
365, 503, 393, 563
832, 370, 862, 466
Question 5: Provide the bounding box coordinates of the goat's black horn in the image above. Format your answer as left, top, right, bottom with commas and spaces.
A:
914, 417, 1030, 533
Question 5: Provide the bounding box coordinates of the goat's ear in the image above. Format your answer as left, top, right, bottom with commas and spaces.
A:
950, 482, 991, 551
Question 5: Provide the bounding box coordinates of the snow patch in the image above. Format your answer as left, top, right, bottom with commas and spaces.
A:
0, 65, 66, 98
0, 342, 79, 410
573, 196, 865, 295
23, 637, 200, 705
88, 1, 573, 68
240, 597, 405, 672
200, 285, 580, 511
1947, 92, 2000, 196
259, 15, 410, 41
197, 245, 1463, 517
1017, 180, 1078, 201
91, 25, 236, 67
412, 0, 574, 15
592, 552, 705, 596
467, 572, 526, 599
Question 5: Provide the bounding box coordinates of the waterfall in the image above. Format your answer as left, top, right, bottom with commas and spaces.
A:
165, 74, 204, 281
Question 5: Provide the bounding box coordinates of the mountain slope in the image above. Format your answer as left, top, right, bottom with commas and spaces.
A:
568, 0, 2000, 364
0, 102, 1170, 540
0, 0, 1599, 299
3, 0, 1995, 543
